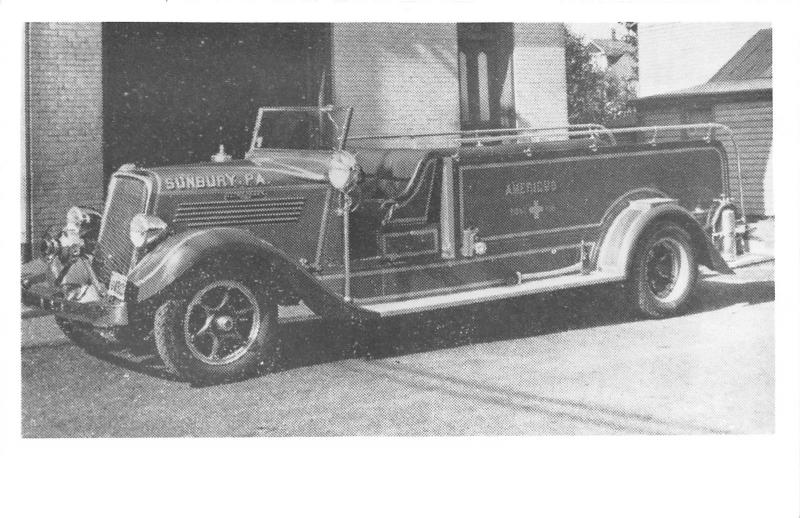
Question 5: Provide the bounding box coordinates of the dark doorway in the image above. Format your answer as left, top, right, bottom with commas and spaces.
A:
102, 23, 330, 180
457, 23, 515, 131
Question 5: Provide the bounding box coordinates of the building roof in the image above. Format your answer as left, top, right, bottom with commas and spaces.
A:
590, 38, 635, 59
635, 28, 771, 105
710, 28, 772, 82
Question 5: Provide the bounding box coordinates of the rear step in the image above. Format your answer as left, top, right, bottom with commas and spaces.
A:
361, 271, 625, 317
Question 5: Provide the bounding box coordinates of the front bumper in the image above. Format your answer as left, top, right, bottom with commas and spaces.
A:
22, 257, 128, 327
22, 283, 128, 327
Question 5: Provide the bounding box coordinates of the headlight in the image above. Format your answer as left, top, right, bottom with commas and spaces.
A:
129, 214, 168, 248
59, 206, 101, 259
328, 150, 360, 193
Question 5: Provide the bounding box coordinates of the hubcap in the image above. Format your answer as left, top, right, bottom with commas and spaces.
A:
646, 238, 681, 300
184, 280, 261, 365
215, 315, 234, 332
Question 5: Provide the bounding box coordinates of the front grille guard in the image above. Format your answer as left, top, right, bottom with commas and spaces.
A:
94, 171, 153, 287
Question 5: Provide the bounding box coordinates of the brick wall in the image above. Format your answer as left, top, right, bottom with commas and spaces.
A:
26, 22, 104, 255
639, 23, 770, 97
331, 23, 461, 147
512, 23, 568, 133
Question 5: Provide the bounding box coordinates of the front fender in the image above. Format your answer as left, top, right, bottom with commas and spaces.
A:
128, 227, 374, 320
596, 198, 734, 277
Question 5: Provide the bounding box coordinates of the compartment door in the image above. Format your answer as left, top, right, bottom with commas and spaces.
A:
458, 158, 598, 273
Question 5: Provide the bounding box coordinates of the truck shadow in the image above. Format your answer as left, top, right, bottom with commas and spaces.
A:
82, 273, 774, 384
275, 274, 775, 373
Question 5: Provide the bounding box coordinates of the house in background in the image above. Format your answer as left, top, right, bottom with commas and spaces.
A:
588, 31, 636, 84
634, 26, 772, 217
23, 22, 568, 258
638, 22, 770, 97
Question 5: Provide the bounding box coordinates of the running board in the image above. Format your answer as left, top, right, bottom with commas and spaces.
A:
725, 252, 774, 269
362, 271, 625, 317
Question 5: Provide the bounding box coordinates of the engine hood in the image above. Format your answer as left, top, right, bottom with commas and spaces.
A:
143, 149, 333, 193
113, 150, 338, 267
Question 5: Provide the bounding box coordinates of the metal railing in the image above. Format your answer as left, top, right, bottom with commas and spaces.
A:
349, 123, 617, 147
565, 123, 745, 219
349, 122, 745, 220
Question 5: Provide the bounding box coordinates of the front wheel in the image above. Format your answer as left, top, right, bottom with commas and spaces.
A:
628, 222, 698, 318
154, 275, 279, 384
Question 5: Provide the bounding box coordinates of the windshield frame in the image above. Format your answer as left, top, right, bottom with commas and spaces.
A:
249, 105, 354, 152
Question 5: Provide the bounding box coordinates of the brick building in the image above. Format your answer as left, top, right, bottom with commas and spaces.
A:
23, 22, 568, 257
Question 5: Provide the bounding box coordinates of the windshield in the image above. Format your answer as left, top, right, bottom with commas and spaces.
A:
250, 106, 352, 151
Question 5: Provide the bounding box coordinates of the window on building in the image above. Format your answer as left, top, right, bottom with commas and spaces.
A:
459, 51, 469, 124
457, 23, 515, 131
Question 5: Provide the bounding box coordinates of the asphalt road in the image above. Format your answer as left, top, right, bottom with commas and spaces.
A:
21, 262, 774, 437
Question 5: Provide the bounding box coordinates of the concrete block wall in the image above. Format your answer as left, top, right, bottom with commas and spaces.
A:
512, 23, 568, 133
26, 22, 104, 255
331, 23, 461, 147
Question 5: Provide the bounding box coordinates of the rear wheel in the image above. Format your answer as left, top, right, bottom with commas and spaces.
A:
154, 274, 279, 384
628, 222, 698, 318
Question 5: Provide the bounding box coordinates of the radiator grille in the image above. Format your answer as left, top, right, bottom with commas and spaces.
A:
173, 197, 305, 228
94, 176, 149, 284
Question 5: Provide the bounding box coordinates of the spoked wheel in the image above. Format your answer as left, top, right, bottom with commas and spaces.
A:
629, 222, 698, 318
154, 274, 278, 384
184, 280, 263, 366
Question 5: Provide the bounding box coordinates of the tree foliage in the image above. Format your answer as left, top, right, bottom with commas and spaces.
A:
565, 24, 638, 125
565, 30, 604, 124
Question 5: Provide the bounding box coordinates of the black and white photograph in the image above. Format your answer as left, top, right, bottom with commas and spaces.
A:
2, 1, 798, 517
20, 20, 775, 436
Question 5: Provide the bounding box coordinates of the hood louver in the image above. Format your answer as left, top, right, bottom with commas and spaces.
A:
173, 197, 306, 228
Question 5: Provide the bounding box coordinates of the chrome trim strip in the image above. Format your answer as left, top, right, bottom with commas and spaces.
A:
458, 146, 723, 171
482, 223, 602, 242
363, 271, 625, 317
354, 279, 502, 305
599, 188, 669, 225
315, 188, 333, 267
319, 242, 586, 280
440, 157, 456, 259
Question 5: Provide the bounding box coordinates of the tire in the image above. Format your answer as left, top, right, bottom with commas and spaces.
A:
55, 316, 114, 352
153, 272, 279, 384
628, 222, 698, 318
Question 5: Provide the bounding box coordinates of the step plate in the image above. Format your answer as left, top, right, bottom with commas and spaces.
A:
363, 272, 624, 317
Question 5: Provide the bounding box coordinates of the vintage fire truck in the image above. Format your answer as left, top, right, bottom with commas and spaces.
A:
22, 105, 750, 383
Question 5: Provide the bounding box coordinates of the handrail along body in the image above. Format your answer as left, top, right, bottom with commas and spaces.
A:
350, 122, 744, 221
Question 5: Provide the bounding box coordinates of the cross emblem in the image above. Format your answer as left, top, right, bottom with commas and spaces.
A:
529, 200, 544, 219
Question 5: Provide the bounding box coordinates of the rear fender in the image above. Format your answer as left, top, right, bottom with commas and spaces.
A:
596, 198, 734, 277
128, 228, 373, 320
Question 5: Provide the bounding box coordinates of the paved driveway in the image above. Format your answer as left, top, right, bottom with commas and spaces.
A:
21, 262, 774, 437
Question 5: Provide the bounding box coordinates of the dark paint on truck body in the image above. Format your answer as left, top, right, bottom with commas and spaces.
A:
141, 153, 336, 270
137, 139, 724, 306
316, 140, 726, 304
